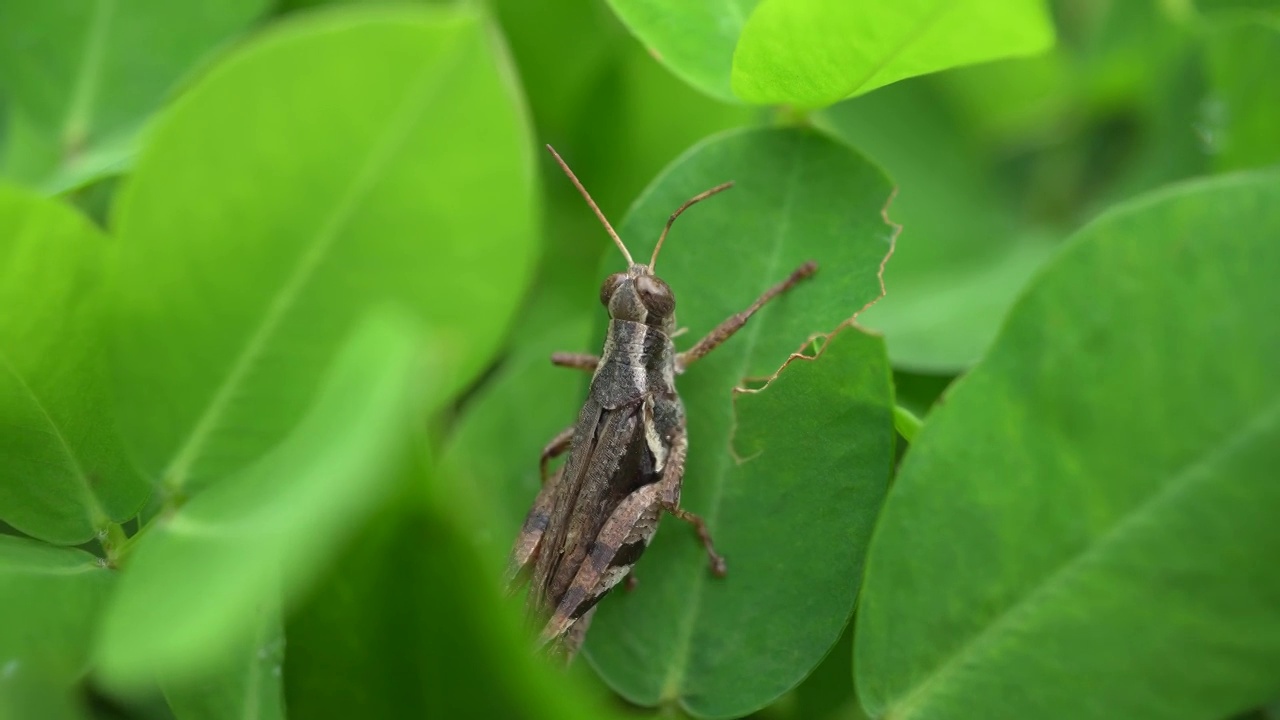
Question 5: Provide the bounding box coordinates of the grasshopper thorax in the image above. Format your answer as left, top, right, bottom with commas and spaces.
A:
601, 264, 675, 333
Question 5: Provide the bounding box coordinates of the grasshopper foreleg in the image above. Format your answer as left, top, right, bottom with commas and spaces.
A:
551, 352, 599, 372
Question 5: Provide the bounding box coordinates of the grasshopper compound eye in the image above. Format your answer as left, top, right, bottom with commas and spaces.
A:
635, 275, 674, 318
599, 273, 626, 307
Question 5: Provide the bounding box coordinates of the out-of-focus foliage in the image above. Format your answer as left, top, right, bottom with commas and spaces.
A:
0, 1, 1276, 719
0, 0, 268, 191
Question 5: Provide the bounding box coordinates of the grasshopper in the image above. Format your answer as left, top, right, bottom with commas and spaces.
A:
506, 145, 817, 659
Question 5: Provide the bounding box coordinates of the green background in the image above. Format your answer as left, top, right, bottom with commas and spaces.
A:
0, 1, 1276, 719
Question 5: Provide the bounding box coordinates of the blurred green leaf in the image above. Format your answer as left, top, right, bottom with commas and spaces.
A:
443, 310, 594, 564
1204, 16, 1280, 171
0, 535, 114, 717
604, 0, 757, 103
108, 6, 538, 497
1195, 0, 1280, 18
494, 0, 757, 310
731, 0, 1055, 108
0, 0, 268, 191
285, 496, 622, 719
95, 313, 435, 688
541, 128, 895, 717
820, 2, 1207, 370
0, 185, 145, 544
161, 605, 285, 720
857, 170, 1280, 720
890, 370, 954, 420
819, 79, 1057, 370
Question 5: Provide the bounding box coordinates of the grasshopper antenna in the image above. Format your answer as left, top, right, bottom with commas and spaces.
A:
546, 144, 633, 266
649, 181, 733, 273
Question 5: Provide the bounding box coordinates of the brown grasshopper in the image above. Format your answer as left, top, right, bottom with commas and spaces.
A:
506, 144, 816, 659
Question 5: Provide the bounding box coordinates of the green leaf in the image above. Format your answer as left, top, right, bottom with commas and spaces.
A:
1204, 16, 1280, 171
0, 0, 268, 191
604, 0, 758, 103
0, 185, 145, 544
731, 0, 1056, 108
109, 6, 537, 496
94, 313, 436, 688
285, 498, 623, 719
541, 127, 895, 717
856, 170, 1280, 720
161, 605, 285, 720
0, 535, 114, 715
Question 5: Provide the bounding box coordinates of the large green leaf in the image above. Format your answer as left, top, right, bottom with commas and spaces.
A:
0, 0, 268, 191
94, 314, 435, 688
497, 127, 894, 717
0, 186, 145, 544
284, 497, 623, 720
109, 6, 537, 497
604, 0, 758, 103
1204, 16, 1280, 171
0, 535, 114, 717
856, 170, 1280, 720
731, 0, 1055, 108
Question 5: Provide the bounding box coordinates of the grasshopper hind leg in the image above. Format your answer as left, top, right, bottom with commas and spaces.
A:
505, 465, 563, 590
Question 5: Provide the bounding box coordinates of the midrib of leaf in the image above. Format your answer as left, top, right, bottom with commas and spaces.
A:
0, 348, 110, 529
161, 36, 465, 493
63, 0, 115, 154
883, 394, 1280, 720
660, 148, 804, 704
843, 1, 957, 99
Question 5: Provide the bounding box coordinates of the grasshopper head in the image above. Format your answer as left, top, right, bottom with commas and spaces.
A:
601, 265, 675, 332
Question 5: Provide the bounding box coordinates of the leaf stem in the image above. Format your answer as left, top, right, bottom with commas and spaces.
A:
773, 105, 812, 127
893, 405, 923, 443
99, 521, 128, 566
